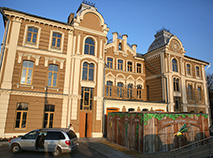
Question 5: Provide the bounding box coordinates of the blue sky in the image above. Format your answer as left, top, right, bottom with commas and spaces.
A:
0, 0, 213, 73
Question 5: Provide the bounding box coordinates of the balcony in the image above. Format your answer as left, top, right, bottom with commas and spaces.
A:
104, 86, 144, 101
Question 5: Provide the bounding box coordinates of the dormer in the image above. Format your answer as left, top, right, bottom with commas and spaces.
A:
107, 32, 137, 57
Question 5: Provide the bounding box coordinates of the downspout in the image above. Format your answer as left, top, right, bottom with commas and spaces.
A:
0, 7, 9, 71
102, 63, 107, 137
144, 58, 169, 112
204, 63, 211, 126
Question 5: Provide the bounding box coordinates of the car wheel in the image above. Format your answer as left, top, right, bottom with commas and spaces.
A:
52, 147, 62, 157
11, 144, 21, 154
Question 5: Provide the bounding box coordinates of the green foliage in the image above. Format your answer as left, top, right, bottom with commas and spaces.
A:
117, 113, 125, 118
108, 112, 116, 117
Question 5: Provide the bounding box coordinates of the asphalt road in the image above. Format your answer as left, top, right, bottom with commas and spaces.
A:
0, 141, 107, 158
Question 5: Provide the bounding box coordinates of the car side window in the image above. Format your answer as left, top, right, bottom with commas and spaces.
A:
22, 131, 37, 139
66, 130, 77, 139
45, 132, 65, 140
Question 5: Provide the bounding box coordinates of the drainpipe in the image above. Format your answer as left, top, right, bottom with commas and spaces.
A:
0, 7, 9, 71
102, 62, 107, 137
145, 58, 169, 112
205, 63, 212, 126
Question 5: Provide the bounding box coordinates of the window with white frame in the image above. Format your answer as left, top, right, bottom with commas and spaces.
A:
20, 61, 34, 85
172, 58, 178, 72
84, 38, 95, 55
107, 58, 113, 69
196, 66, 200, 77
186, 64, 191, 75
118, 59, 123, 70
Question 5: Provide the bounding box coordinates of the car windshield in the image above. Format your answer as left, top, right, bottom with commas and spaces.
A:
66, 130, 77, 139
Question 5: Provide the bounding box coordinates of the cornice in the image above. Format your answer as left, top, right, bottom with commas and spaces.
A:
4, 10, 74, 31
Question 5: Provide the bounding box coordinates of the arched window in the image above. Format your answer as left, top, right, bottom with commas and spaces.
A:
47, 64, 58, 87
117, 82, 123, 99
186, 64, 191, 75
127, 84, 133, 99
82, 62, 94, 81
106, 81, 113, 97
172, 59, 178, 72
21, 61, 34, 85
173, 78, 179, 92
137, 84, 142, 99
119, 43, 122, 50
84, 38, 95, 55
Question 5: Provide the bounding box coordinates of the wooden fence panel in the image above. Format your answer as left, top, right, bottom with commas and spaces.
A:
107, 112, 209, 154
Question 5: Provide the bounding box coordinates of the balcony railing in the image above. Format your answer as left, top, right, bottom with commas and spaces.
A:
105, 86, 143, 101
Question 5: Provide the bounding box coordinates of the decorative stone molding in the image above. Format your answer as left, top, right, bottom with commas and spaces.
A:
70, 95, 81, 99
18, 52, 41, 66
44, 57, 65, 69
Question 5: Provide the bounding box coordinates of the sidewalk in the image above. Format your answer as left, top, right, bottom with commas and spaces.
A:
79, 138, 133, 158
78, 138, 173, 158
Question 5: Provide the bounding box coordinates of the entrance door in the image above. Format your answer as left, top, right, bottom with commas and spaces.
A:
79, 112, 92, 137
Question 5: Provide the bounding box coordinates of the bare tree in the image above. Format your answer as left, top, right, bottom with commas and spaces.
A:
207, 73, 213, 124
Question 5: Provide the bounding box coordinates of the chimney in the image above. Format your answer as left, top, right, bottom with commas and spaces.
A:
67, 13, 74, 24
132, 44, 137, 52
122, 34, 128, 44
112, 32, 118, 42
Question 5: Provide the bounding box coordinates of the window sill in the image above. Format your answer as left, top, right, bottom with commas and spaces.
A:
17, 84, 34, 89
24, 42, 38, 48
49, 47, 62, 53
44, 86, 60, 92
81, 80, 96, 88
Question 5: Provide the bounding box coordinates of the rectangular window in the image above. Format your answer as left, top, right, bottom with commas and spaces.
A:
186, 64, 191, 75
118, 60, 123, 70
52, 33, 62, 49
197, 87, 201, 101
137, 63, 142, 73
196, 66, 200, 77
127, 61, 132, 72
26, 27, 38, 44
15, 103, 28, 129
43, 105, 55, 128
21, 61, 34, 85
107, 58, 113, 68
80, 87, 93, 110
47, 65, 58, 87
188, 85, 192, 100
117, 82, 123, 99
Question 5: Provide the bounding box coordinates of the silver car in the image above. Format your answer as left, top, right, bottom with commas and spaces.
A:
8, 128, 78, 156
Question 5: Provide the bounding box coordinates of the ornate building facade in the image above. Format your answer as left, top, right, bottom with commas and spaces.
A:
0, 2, 210, 138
